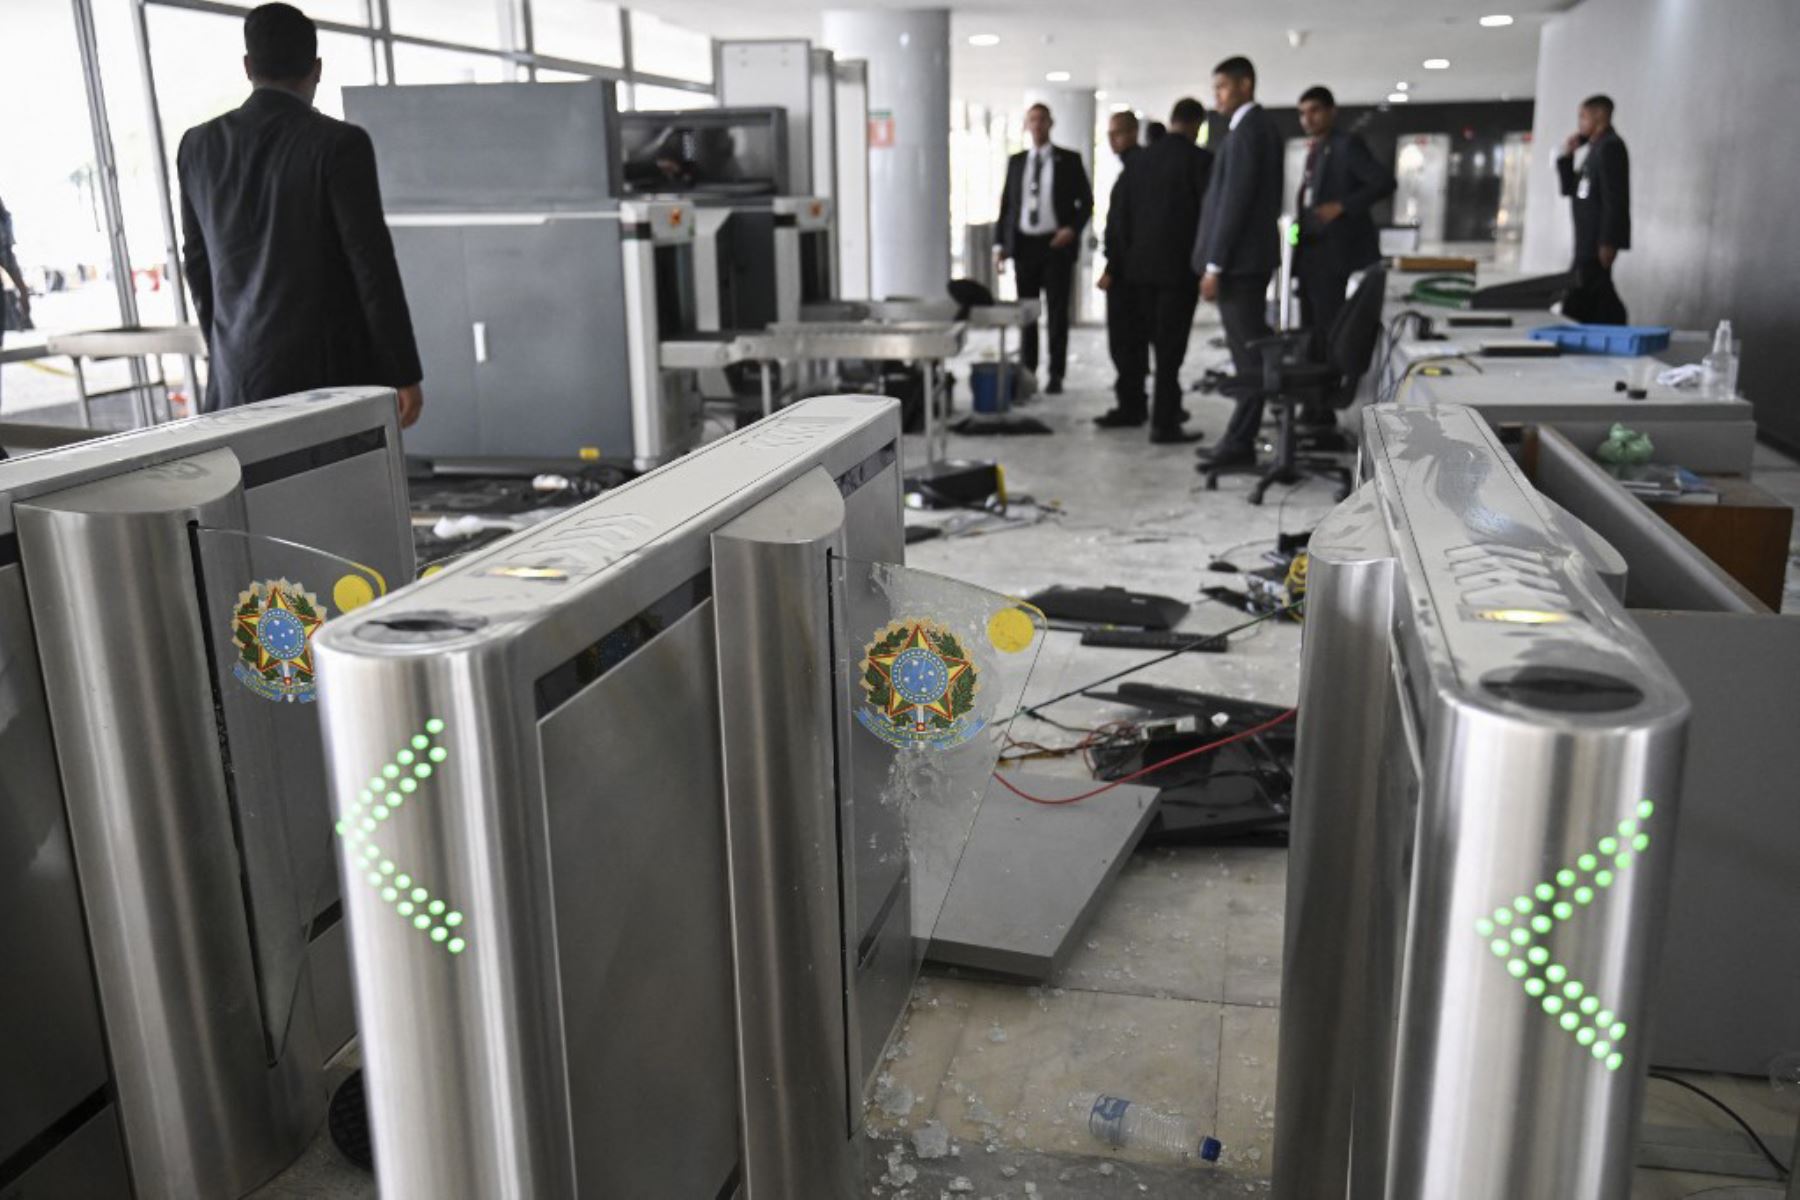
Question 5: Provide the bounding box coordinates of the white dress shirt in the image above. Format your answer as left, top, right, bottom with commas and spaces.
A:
1206, 102, 1261, 275
1018, 144, 1059, 236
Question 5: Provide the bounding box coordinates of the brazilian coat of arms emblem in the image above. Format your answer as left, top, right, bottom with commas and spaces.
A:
857, 618, 984, 750
231, 578, 326, 703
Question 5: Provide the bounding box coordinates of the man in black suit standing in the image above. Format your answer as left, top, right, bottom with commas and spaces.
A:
1192, 57, 1284, 471
1098, 109, 1145, 424
1557, 94, 1631, 324
1292, 85, 1395, 425
178, 3, 423, 425
996, 103, 1092, 395
1099, 97, 1212, 442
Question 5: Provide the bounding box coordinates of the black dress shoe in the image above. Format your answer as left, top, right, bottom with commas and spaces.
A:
1045, 378, 1064, 395
1195, 446, 1256, 470
1094, 409, 1147, 429
1150, 427, 1204, 445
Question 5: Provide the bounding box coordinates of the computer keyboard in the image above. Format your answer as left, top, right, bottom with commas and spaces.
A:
1078, 628, 1227, 652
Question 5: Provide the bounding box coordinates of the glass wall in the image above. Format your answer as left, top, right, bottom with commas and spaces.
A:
1, 0, 716, 420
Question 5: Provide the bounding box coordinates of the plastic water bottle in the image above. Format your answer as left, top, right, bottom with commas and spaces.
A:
1069, 1092, 1223, 1162
1702, 319, 1739, 399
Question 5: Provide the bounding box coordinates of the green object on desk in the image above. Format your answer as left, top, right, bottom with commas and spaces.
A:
1595, 423, 1654, 466
1406, 274, 1477, 308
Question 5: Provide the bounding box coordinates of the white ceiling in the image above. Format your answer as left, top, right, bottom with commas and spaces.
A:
645, 0, 1573, 114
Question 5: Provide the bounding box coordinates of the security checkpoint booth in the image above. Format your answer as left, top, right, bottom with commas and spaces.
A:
0, 389, 412, 1197
1273, 403, 1690, 1198
312, 394, 1046, 1197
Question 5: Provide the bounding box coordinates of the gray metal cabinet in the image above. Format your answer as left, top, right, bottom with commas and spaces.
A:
392, 219, 634, 462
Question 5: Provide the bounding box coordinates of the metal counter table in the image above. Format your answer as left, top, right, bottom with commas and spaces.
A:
766, 319, 966, 464
661, 331, 803, 419
1, 324, 203, 429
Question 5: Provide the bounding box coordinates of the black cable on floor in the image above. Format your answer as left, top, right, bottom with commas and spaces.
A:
1648, 1071, 1791, 1180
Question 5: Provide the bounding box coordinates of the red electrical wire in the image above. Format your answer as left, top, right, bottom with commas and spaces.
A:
991, 708, 1298, 807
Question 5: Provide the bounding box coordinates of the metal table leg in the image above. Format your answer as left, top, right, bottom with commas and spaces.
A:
760, 360, 773, 420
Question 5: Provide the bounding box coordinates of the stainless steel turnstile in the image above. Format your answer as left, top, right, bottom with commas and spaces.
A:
0, 388, 412, 1198
1273, 404, 1689, 1199
313, 395, 915, 1198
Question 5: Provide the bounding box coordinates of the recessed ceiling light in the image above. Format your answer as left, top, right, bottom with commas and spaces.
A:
1094, 89, 1108, 99
1395, 81, 1410, 91
967, 33, 1000, 47
1479, 13, 1515, 27
1387, 92, 1411, 103
1109, 102, 1132, 112
1423, 58, 1451, 69
1045, 70, 1071, 82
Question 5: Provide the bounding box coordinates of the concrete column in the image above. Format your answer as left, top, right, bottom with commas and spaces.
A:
1021, 86, 1097, 185
820, 8, 949, 300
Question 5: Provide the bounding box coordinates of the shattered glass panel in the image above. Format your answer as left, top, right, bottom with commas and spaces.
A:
192, 526, 388, 1060
834, 555, 1046, 1105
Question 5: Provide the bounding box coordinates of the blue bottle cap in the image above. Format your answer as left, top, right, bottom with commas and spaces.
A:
1199, 1136, 1223, 1162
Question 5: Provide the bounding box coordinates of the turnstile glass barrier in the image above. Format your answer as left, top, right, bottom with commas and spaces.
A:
191, 527, 389, 1061
0, 388, 410, 1198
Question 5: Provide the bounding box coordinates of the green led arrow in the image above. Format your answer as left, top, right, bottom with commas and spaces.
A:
1476, 799, 1657, 1072
334, 719, 467, 955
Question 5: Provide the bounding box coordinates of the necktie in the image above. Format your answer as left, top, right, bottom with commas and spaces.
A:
1299, 139, 1322, 215
1027, 150, 1045, 227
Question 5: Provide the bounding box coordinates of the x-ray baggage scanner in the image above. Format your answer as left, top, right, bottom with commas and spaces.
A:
314, 394, 1048, 1197
0, 388, 412, 1197
1274, 403, 1689, 1198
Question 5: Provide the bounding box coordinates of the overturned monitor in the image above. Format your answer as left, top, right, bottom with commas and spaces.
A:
1273, 403, 1688, 1199
314, 395, 1047, 1197
0, 388, 412, 1198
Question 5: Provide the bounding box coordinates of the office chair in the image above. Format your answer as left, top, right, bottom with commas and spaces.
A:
1202, 265, 1386, 506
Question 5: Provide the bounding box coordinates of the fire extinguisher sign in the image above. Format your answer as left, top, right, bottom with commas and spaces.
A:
869, 110, 896, 148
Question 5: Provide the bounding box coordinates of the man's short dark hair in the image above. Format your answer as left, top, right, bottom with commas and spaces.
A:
1299, 85, 1335, 108
1145, 121, 1167, 143
1170, 97, 1206, 126
1110, 109, 1140, 131
245, 3, 318, 82
1026, 102, 1052, 119
1582, 93, 1615, 117
1213, 56, 1256, 85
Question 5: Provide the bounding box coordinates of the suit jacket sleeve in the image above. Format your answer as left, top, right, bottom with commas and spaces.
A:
1103, 169, 1131, 270
325, 125, 422, 387
1203, 135, 1252, 271
1339, 135, 1396, 216
997, 157, 1019, 250
1557, 152, 1580, 197
1066, 151, 1093, 235
175, 132, 213, 341
1597, 137, 1630, 249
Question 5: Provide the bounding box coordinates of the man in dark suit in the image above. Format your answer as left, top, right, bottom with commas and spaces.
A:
1557, 94, 1631, 324
1192, 56, 1284, 471
1099, 97, 1213, 442
996, 103, 1093, 394
178, 3, 423, 424
1098, 109, 1145, 423
1293, 84, 1395, 426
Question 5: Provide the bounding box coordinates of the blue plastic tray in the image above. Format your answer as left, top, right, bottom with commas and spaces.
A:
1528, 324, 1672, 355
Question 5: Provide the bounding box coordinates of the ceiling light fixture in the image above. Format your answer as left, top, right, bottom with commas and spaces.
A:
1395, 81, 1410, 91
1094, 89, 1109, 99
967, 33, 1000, 47
1387, 92, 1411, 104
1109, 102, 1131, 112
1423, 57, 1451, 69
1045, 70, 1072, 82
1479, 14, 1515, 27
